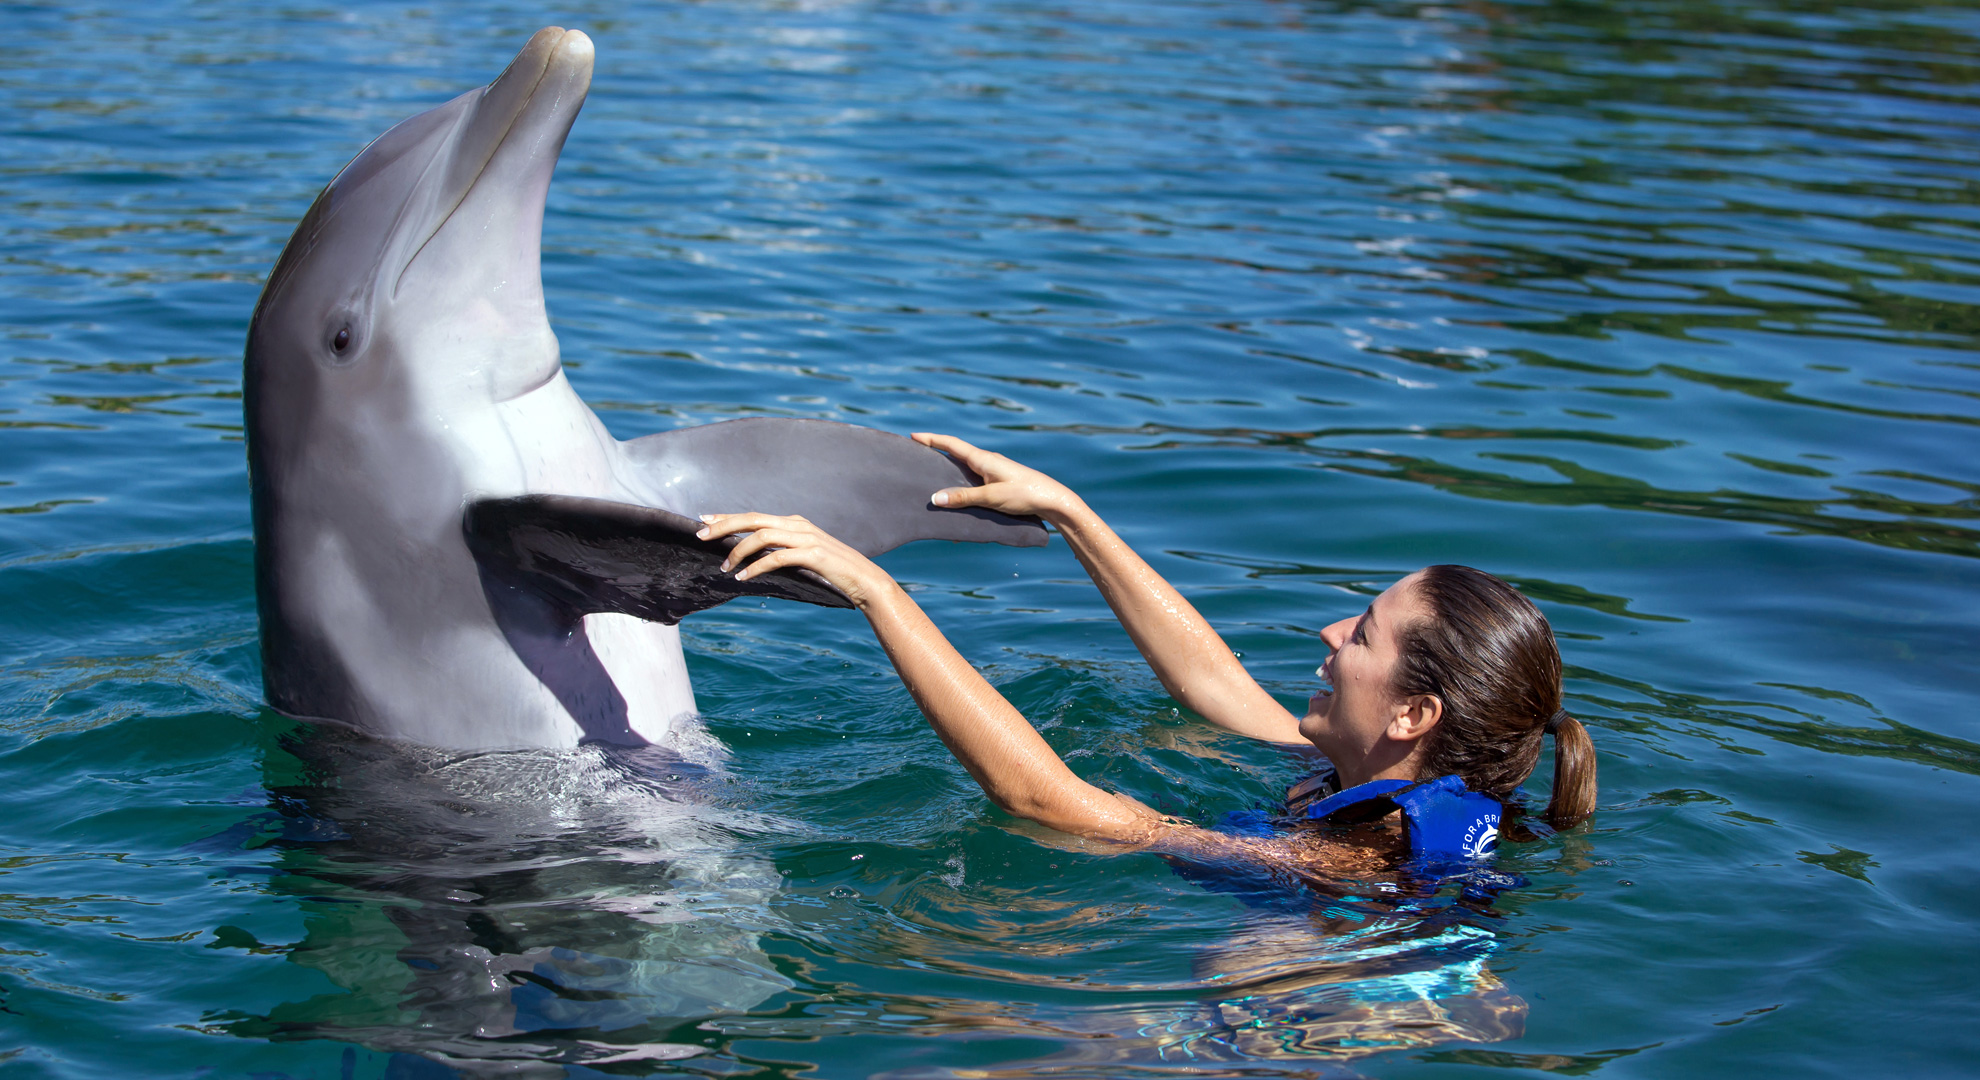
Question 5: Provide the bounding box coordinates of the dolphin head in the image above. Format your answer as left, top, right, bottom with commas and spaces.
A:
246, 27, 593, 470
244, 28, 596, 726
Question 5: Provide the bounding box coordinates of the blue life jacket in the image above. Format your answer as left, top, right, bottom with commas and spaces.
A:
1200, 773, 1520, 911
1304, 774, 1502, 863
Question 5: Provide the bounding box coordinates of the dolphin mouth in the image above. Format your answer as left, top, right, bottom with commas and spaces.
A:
393, 27, 594, 298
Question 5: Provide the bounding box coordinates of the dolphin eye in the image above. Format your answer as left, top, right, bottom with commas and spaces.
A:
333, 326, 351, 352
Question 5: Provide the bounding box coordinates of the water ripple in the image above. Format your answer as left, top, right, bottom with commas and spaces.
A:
2, 0, 1978, 1075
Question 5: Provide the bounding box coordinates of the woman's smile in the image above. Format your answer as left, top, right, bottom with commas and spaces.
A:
1306, 648, 1345, 722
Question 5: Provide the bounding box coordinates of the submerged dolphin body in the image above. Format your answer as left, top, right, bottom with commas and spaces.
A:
246, 28, 1041, 750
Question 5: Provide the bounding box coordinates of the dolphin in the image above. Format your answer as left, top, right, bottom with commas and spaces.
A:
245, 27, 1042, 751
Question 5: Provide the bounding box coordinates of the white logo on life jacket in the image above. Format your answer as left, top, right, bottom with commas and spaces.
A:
1462, 821, 1498, 860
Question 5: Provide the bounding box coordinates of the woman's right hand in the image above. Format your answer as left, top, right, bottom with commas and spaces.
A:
696, 512, 895, 609
912, 432, 1082, 521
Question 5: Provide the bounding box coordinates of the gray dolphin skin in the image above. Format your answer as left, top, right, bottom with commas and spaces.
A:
246, 27, 1043, 751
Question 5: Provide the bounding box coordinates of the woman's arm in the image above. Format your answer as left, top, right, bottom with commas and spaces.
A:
911, 433, 1306, 745
697, 512, 1166, 841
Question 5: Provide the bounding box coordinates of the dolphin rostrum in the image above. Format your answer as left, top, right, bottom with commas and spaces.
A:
246, 27, 1043, 751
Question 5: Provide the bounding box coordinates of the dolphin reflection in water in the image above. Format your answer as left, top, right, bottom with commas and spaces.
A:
220, 732, 792, 1072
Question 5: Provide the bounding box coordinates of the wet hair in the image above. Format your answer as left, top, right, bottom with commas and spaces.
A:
1390, 565, 1597, 829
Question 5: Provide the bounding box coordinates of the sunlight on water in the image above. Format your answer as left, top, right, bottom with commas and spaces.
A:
2, 0, 1977, 1076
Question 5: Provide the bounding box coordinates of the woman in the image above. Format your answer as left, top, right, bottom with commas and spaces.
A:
697, 433, 1596, 863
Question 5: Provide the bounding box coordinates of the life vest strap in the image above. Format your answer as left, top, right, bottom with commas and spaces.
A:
1304, 774, 1502, 861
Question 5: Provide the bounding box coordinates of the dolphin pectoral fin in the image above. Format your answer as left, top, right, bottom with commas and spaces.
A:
619, 418, 1049, 557
463, 494, 854, 626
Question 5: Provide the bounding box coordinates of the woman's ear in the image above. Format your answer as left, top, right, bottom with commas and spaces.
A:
1388, 694, 1443, 743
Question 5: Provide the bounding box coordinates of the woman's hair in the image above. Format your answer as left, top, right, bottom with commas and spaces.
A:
1390, 565, 1597, 829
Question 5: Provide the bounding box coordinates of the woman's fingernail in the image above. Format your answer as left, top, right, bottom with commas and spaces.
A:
931, 491, 949, 506
697, 528, 711, 539
699, 514, 714, 522
719, 559, 731, 571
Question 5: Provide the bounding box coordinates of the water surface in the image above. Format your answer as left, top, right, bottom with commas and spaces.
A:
3, 0, 1977, 1076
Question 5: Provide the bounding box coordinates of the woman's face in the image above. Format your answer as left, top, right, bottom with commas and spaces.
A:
1300, 571, 1429, 779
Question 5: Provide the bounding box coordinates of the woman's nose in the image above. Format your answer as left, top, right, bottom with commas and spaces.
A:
1319, 615, 1353, 649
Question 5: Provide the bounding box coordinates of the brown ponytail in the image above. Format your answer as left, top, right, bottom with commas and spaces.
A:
1545, 713, 1598, 829
1393, 565, 1598, 830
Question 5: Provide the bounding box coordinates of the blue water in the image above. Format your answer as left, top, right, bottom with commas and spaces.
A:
3, 0, 1978, 1076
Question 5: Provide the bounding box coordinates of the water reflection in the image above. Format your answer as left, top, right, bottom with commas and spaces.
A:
1170, 548, 1685, 622
735, 897, 1527, 1071
4, 0, 1979, 1073
1024, 419, 1980, 558
213, 730, 789, 1074
1015, 904, 1526, 1066
194, 722, 1536, 1075
1574, 665, 1980, 774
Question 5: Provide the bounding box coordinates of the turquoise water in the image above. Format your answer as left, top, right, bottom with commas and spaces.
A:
4, 0, 1978, 1075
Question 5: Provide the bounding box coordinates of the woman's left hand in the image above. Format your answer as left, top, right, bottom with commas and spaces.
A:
696, 512, 894, 609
